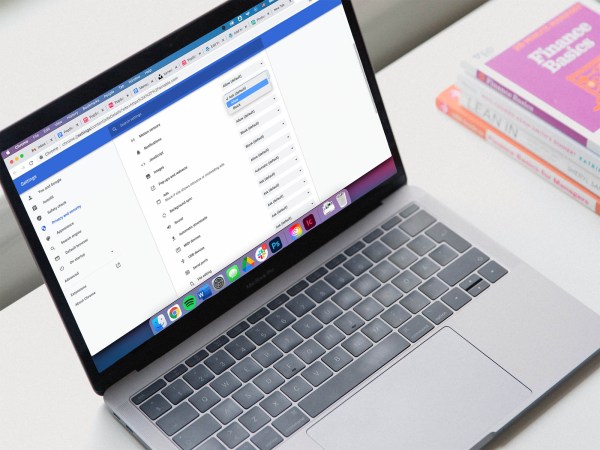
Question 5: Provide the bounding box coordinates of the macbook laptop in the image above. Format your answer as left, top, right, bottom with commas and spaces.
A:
2, 1, 600, 449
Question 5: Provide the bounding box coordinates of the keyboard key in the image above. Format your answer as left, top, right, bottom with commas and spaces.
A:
312, 300, 343, 324
246, 322, 276, 346
173, 414, 221, 450
363, 241, 392, 263
400, 291, 430, 314
400, 210, 435, 236
331, 287, 361, 310
353, 297, 384, 321
325, 254, 347, 270
334, 311, 365, 335
287, 280, 308, 296
392, 270, 421, 293
294, 340, 326, 364
343, 254, 373, 276
189, 387, 220, 413
423, 302, 453, 325
361, 318, 392, 343
305, 280, 335, 303
399, 203, 419, 218
162, 379, 192, 405
419, 277, 449, 299
429, 244, 458, 266
272, 406, 310, 437
252, 343, 283, 368
266, 308, 296, 331
438, 248, 489, 286
247, 307, 270, 325
478, 261, 508, 283
185, 349, 209, 368
298, 333, 410, 418
441, 288, 472, 311
467, 279, 490, 296
198, 438, 225, 450
251, 426, 283, 450
210, 372, 242, 398
342, 333, 373, 357
253, 368, 284, 394
381, 215, 401, 230
281, 376, 313, 401
306, 267, 328, 283
132, 379, 166, 405
381, 228, 409, 250
292, 315, 323, 338
370, 260, 400, 283
325, 267, 354, 289
227, 321, 250, 339
344, 241, 366, 256
184, 364, 215, 389
274, 354, 306, 379
211, 398, 242, 424
165, 364, 188, 382
207, 335, 230, 353
381, 304, 411, 328
286, 293, 315, 317
389, 248, 418, 269
232, 383, 264, 409
322, 346, 353, 371
426, 222, 471, 252
399, 316, 434, 342
140, 394, 171, 420
225, 336, 256, 360
272, 328, 303, 353
240, 406, 270, 433
231, 357, 262, 382
205, 350, 235, 375
407, 235, 436, 256
315, 325, 345, 349
157, 402, 198, 436
217, 422, 249, 449
410, 257, 440, 279
363, 228, 383, 243
351, 274, 381, 296
372, 284, 403, 307
459, 274, 482, 291
236, 443, 255, 450
260, 391, 292, 417
302, 361, 333, 386
267, 293, 289, 311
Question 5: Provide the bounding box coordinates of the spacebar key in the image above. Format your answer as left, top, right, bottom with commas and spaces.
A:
298, 334, 409, 417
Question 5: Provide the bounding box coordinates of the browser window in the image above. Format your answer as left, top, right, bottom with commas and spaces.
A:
3, 0, 396, 371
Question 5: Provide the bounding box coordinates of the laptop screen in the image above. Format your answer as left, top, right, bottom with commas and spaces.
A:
2, 0, 396, 371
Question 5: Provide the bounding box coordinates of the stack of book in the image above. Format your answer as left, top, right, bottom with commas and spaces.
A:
437, 1, 600, 214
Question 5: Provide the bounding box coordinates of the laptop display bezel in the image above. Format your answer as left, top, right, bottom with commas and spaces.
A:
0, 0, 406, 394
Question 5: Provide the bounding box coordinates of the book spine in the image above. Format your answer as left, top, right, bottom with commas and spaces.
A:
459, 73, 600, 178
436, 86, 600, 215
458, 80, 600, 196
473, 70, 591, 149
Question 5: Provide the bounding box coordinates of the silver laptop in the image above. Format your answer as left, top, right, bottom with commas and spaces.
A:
2, 1, 600, 448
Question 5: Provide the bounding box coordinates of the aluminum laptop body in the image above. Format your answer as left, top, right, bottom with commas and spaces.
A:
1, 1, 599, 449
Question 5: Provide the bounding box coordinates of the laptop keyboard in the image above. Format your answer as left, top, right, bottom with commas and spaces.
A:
131, 203, 508, 449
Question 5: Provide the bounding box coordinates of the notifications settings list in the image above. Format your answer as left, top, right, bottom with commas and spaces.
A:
115, 54, 318, 296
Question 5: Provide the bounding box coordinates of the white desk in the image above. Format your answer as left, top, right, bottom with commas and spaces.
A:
3, 0, 600, 448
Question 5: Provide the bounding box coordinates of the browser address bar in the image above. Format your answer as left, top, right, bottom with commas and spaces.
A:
59, 75, 180, 149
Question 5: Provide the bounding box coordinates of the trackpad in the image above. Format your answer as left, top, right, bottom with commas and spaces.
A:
307, 328, 530, 450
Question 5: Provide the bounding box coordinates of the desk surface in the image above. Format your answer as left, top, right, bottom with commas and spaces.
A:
3, 0, 600, 448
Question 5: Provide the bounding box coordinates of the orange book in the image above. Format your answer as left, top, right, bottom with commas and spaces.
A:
436, 85, 600, 215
